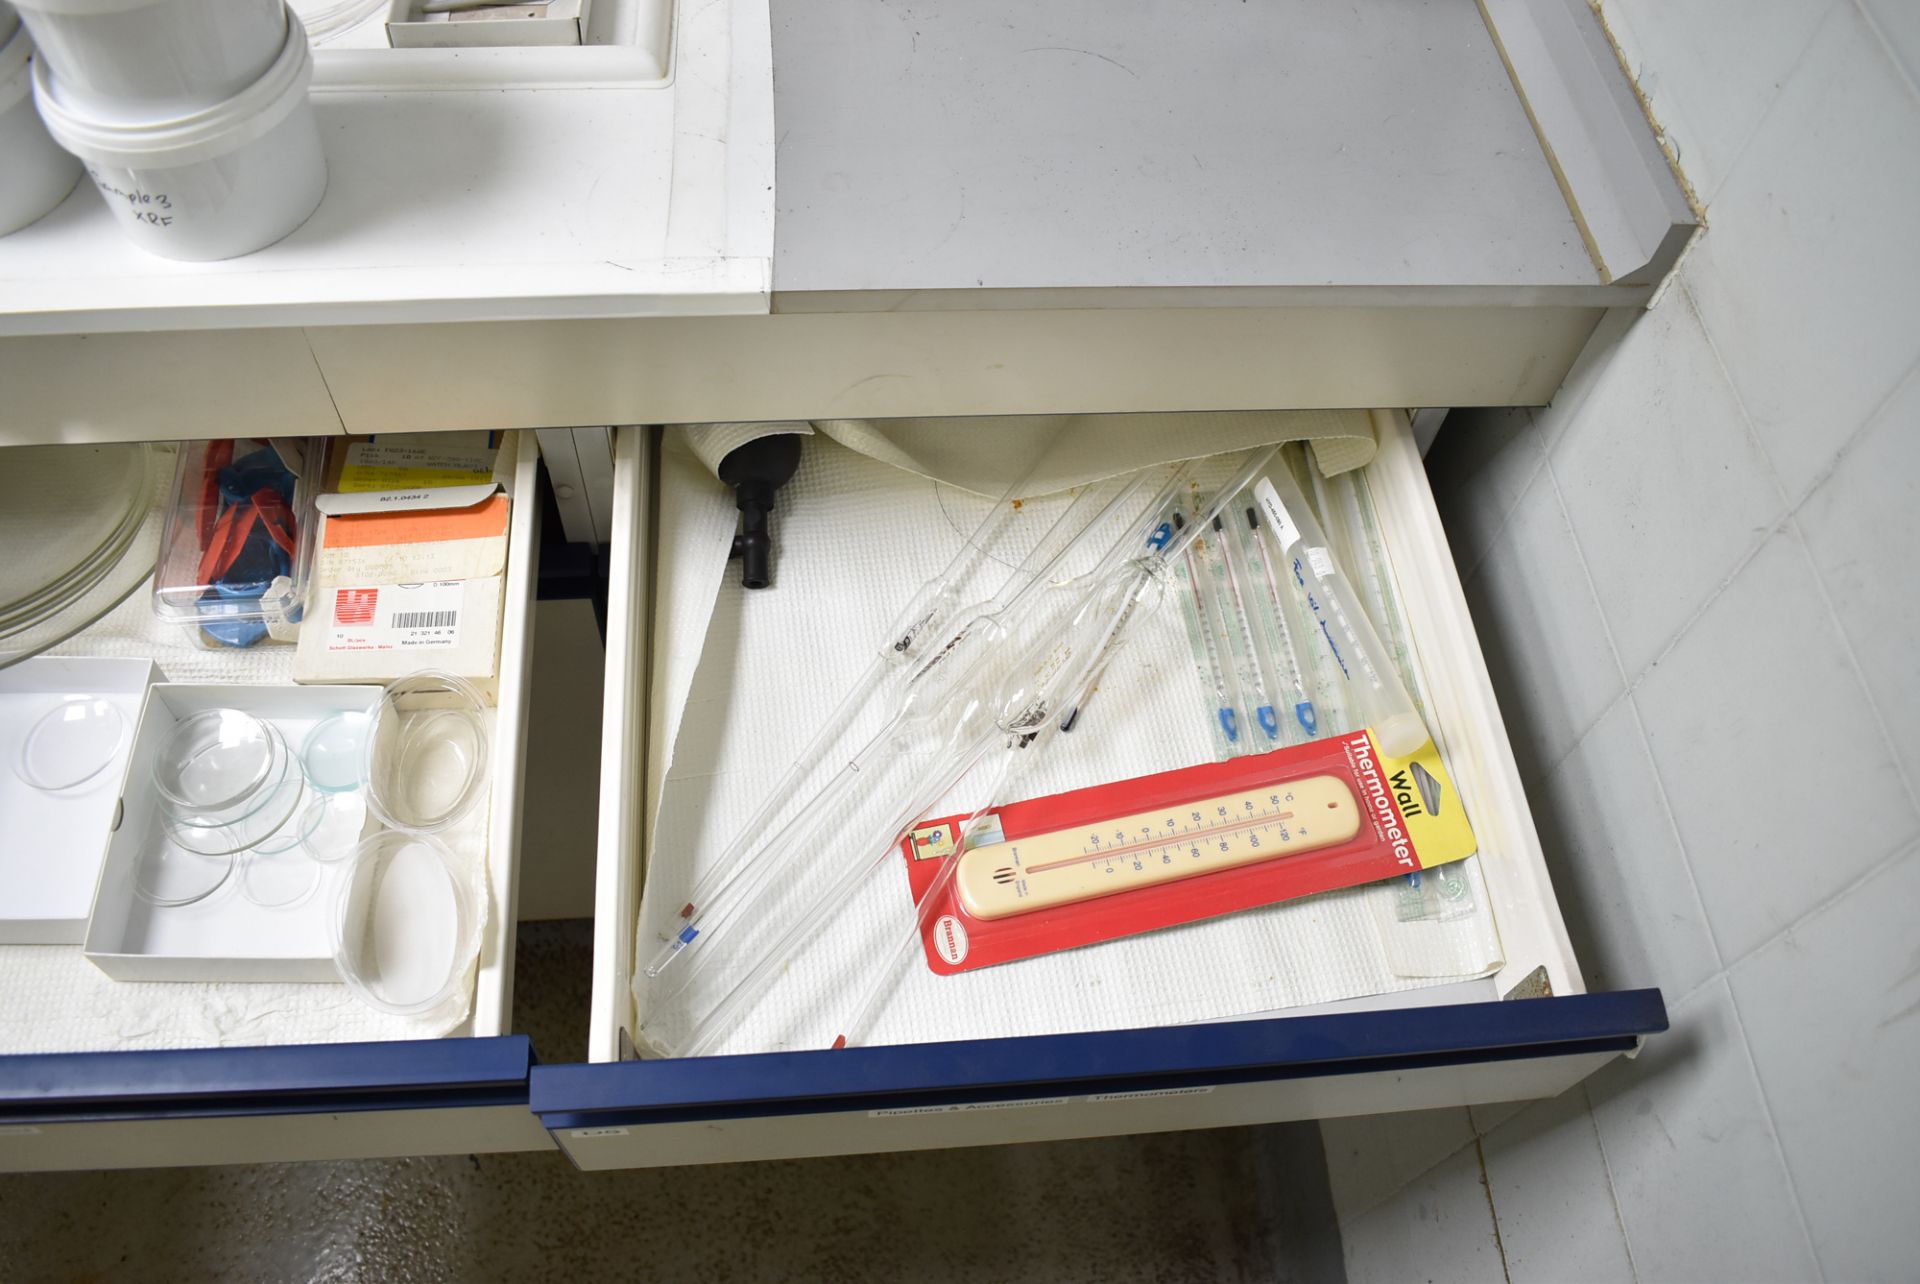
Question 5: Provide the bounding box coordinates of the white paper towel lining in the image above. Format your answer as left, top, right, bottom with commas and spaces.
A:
679, 410, 1380, 500
637, 423, 1501, 1057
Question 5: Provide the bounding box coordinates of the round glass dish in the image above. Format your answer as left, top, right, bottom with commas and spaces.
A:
363, 671, 489, 834
13, 696, 126, 793
151, 708, 281, 819
300, 710, 367, 794
329, 830, 485, 1016
251, 781, 324, 856
134, 833, 235, 908
301, 790, 367, 863
239, 846, 323, 910
163, 769, 304, 857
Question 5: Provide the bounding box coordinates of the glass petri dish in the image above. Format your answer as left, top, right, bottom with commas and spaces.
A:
240, 847, 324, 911
152, 708, 278, 817
13, 697, 127, 792
252, 781, 325, 855
163, 769, 304, 857
0, 446, 169, 672
329, 830, 483, 1016
134, 834, 235, 908
301, 710, 368, 795
301, 790, 368, 863
363, 671, 490, 834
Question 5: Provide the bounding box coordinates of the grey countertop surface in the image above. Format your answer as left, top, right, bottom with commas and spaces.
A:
771, 0, 1597, 298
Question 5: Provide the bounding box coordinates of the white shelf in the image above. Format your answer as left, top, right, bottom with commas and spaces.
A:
0, 0, 772, 336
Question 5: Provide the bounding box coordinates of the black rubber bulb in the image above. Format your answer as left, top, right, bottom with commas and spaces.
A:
718, 434, 803, 589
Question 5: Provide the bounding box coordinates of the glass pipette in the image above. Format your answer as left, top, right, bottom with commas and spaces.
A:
820, 448, 1284, 1053
1205, 513, 1280, 744
662, 556, 1168, 1058
1171, 512, 1247, 748
1229, 504, 1319, 742
652, 449, 1280, 1057
645, 482, 1035, 967
644, 465, 1190, 987
1252, 459, 1427, 757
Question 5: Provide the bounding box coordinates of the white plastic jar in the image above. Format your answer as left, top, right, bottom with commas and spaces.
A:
32, 16, 325, 260
0, 18, 80, 235
11, 0, 285, 114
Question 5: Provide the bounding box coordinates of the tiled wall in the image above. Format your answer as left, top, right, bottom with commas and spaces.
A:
1327, 3, 1920, 1280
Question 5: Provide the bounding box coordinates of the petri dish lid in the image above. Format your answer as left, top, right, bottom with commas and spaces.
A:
363, 671, 490, 834
329, 830, 483, 1016
134, 834, 235, 908
251, 780, 324, 855
301, 710, 368, 794
0, 447, 168, 672
152, 708, 278, 816
0, 445, 149, 614
13, 697, 127, 792
162, 768, 303, 856
301, 790, 368, 863
240, 847, 324, 910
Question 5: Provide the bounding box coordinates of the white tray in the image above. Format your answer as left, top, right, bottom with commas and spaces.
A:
0, 657, 158, 944
83, 683, 381, 983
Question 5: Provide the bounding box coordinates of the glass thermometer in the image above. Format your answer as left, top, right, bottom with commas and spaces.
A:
954, 774, 1360, 920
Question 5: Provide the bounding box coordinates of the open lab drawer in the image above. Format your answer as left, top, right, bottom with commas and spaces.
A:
0, 435, 553, 1172
538, 418, 1668, 1171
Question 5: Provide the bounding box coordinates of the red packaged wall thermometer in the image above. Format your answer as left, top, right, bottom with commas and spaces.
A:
901, 728, 1478, 974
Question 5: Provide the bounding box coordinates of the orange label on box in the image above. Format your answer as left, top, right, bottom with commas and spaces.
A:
321, 495, 509, 550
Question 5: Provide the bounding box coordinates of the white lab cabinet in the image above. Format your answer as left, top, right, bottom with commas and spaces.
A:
0, 0, 1686, 1170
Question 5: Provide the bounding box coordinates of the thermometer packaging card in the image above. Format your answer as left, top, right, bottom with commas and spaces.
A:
900, 729, 1477, 974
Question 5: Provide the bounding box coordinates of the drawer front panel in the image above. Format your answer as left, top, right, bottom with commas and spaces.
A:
536, 992, 1666, 1169
0, 1037, 551, 1172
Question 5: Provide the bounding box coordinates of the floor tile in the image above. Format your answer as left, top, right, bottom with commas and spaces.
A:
1685, 3, 1920, 501
1603, 0, 1838, 201
1340, 1141, 1505, 1284
1797, 365, 1920, 791
1550, 287, 1784, 679
1535, 307, 1636, 454
1535, 697, 1719, 996
1731, 844, 1920, 1283
1860, 0, 1920, 86
1482, 1086, 1634, 1284
1320, 1105, 1475, 1224
1465, 470, 1623, 782
1588, 979, 1817, 1282
1634, 528, 1918, 961
1425, 406, 1544, 582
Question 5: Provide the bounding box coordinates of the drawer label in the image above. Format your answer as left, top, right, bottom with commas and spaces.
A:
568, 1127, 632, 1139
1085, 1086, 1216, 1104
870, 1097, 1069, 1118
0, 1125, 43, 1136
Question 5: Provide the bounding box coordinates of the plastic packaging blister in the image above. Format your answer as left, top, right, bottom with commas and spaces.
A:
151, 440, 321, 649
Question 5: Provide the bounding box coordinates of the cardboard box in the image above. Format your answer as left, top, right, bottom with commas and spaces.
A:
82, 683, 382, 983
0, 657, 158, 944
295, 434, 513, 700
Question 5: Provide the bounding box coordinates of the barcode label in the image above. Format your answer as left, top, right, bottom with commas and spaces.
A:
327, 581, 466, 653
391, 610, 459, 630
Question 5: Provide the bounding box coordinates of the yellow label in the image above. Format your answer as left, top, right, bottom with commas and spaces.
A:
1368, 732, 1477, 869
337, 438, 498, 493
338, 466, 494, 493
